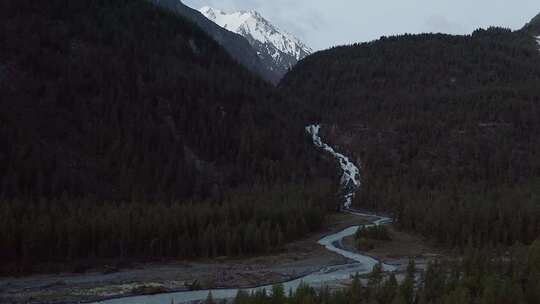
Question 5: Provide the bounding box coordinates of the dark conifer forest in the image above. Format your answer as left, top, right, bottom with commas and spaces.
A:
0, 0, 337, 273
281, 28, 540, 250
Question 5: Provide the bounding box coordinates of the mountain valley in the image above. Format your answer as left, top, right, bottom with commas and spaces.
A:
2, 1, 540, 304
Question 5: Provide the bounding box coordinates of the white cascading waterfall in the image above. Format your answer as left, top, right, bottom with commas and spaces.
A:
305, 124, 360, 209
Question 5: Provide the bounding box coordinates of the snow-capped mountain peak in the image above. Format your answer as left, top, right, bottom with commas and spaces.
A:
200, 6, 312, 79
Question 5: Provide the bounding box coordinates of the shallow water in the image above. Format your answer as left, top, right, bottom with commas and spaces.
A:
96, 219, 393, 304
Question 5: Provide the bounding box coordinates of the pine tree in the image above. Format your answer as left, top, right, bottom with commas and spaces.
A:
400, 259, 416, 304
271, 284, 286, 304
380, 273, 399, 304
367, 262, 384, 302
368, 262, 384, 290
349, 273, 364, 304
235, 290, 250, 304
205, 291, 215, 304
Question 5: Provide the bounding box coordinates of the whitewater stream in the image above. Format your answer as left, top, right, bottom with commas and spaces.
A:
95, 124, 395, 304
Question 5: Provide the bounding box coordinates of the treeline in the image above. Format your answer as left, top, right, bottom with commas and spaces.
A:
281, 28, 540, 249
220, 240, 540, 304
0, 182, 335, 274
355, 225, 391, 251
355, 225, 391, 241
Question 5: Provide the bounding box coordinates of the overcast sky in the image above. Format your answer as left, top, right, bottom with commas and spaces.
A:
183, 0, 540, 50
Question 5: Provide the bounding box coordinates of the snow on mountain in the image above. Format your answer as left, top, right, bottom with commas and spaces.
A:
200, 6, 312, 79
151, 0, 278, 82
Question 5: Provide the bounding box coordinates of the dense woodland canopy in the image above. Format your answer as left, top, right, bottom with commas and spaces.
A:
0, 0, 337, 273
281, 28, 540, 249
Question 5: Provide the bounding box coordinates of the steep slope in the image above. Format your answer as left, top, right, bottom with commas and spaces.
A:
200, 6, 312, 80
281, 28, 540, 248
150, 0, 279, 82
0, 0, 329, 201
523, 12, 540, 36
0, 0, 336, 271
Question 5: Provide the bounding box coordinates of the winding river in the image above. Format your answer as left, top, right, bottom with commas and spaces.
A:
95, 124, 395, 304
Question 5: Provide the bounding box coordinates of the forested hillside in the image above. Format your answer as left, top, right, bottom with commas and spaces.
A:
523, 13, 540, 35
0, 0, 336, 273
281, 28, 540, 249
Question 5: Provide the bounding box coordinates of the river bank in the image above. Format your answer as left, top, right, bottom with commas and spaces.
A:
0, 213, 368, 304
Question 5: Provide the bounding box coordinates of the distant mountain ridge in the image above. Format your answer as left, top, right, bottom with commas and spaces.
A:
150, 0, 280, 82
200, 6, 312, 80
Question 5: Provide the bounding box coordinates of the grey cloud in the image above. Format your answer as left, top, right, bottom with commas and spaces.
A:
424, 15, 466, 34
184, 0, 540, 50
